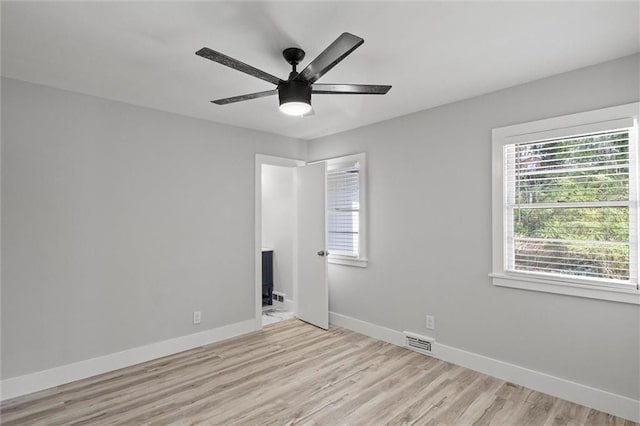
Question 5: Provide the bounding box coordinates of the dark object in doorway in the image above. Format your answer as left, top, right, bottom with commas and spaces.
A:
262, 250, 273, 305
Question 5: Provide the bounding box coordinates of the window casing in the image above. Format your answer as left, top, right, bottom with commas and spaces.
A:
326, 153, 367, 267
491, 103, 640, 304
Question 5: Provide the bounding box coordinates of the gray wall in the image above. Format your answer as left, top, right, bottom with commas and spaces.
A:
261, 164, 295, 299
1, 78, 305, 379
3, 53, 639, 401
307, 54, 640, 400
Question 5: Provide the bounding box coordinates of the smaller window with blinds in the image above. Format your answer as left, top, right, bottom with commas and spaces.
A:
326, 153, 368, 267
492, 103, 640, 304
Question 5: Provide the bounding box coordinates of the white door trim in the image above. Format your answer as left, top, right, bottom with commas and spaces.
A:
255, 154, 305, 330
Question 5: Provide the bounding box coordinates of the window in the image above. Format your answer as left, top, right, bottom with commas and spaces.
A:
326, 153, 367, 267
491, 103, 639, 304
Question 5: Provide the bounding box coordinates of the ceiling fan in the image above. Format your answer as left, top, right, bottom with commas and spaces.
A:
196, 32, 391, 116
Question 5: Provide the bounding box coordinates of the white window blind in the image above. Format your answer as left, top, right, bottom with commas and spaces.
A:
327, 160, 360, 257
504, 129, 638, 288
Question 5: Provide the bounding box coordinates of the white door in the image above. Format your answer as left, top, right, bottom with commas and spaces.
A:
296, 162, 328, 329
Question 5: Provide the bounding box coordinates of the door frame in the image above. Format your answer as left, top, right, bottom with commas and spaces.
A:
254, 154, 305, 330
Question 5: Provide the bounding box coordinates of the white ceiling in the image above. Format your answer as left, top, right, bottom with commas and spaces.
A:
2, 1, 639, 140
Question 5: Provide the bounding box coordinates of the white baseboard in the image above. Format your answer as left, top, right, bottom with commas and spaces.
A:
283, 298, 295, 312
330, 312, 404, 346
0, 319, 257, 401
270, 293, 295, 313
329, 311, 640, 423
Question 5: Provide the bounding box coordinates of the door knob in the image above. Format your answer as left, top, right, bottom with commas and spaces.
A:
317, 250, 327, 256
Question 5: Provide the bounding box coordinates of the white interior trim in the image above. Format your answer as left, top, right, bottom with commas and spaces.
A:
283, 298, 296, 312
269, 294, 296, 313
328, 256, 368, 268
255, 154, 305, 329
329, 311, 640, 423
325, 152, 368, 268
491, 273, 640, 305
494, 103, 639, 142
504, 117, 635, 145
330, 312, 404, 347
491, 102, 640, 302
0, 319, 257, 401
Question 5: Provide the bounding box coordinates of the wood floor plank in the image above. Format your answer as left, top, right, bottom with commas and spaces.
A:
209, 342, 389, 424
428, 375, 504, 425
143, 331, 384, 425
383, 366, 478, 425
543, 399, 590, 426
83, 326, 339, 425
1, 319, 636, 426
296, 362, 423, 425
128, 328, 368, 425
507, 391, 557, 425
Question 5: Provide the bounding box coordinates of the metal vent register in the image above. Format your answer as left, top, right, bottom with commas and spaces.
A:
404, 332, 434, 355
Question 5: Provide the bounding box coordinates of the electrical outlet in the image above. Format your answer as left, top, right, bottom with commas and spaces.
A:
426, 315, 435, 330
193, 311, 202, 325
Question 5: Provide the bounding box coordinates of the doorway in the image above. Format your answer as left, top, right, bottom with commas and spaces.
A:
254, 155, 303, 329
261, 163, 296, 326
254, 154, 329, 330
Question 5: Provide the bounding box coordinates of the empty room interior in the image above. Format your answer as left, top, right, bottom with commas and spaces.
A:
1, 1, 640, 425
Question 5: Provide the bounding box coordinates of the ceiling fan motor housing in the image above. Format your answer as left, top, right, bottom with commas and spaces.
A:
278, 80, 311, 107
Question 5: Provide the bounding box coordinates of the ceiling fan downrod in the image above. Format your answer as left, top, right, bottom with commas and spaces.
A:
282, 47, 306, 78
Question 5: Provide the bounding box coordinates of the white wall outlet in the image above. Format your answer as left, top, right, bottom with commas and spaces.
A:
426, 315, 435, 330
193, 311, 202, 325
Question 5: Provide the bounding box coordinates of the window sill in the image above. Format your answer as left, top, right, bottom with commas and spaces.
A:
328, 256, 368, 268
489, 272, 640, 305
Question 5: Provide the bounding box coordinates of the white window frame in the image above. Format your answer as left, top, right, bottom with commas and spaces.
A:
325, 153, 368, 268
491, 103, 640, 305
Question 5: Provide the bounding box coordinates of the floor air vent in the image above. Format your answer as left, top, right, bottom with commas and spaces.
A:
404, 332, 434, 355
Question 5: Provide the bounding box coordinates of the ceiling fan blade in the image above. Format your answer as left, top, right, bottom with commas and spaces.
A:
296, 33, 364, 84
312, 84, 391, 95
212, 89, 278, 105
196, 47, 283, 86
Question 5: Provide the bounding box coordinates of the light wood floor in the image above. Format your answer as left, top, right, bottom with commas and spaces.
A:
1, 319, 636, 425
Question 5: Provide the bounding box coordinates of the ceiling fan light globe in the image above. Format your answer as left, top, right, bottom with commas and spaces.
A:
279, 101, 312, 116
